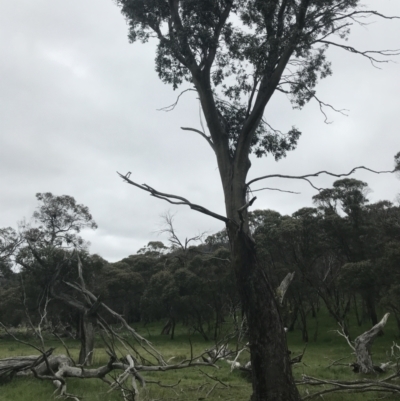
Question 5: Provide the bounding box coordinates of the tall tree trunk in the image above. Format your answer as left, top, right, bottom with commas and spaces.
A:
78, 312, 95, 366
228, 224, 300, 401
214, 147, 301, 400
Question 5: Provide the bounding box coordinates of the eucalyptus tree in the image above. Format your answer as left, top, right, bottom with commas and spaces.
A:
15, 193, 99, 365
0, 227, 21, 264
113, 1, 399, 399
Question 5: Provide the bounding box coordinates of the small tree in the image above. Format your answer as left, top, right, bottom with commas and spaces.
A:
113, 2, 399, 399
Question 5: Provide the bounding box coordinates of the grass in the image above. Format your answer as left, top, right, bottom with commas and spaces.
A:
0, 310, 399, 401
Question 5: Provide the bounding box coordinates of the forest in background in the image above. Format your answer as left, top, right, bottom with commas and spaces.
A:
1, 176, 399, 345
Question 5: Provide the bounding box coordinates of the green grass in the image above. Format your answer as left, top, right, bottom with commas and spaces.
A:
1, 311, 399, 401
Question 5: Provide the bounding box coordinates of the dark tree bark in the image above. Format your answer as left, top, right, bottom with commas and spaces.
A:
161, 317, 176, 340
78, 312, 96, 366
229, 225, 299, 401
364, 293, 378, 326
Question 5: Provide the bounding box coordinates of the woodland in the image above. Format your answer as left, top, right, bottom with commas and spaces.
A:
1, 1, 400, 400
1, 184, 400, 400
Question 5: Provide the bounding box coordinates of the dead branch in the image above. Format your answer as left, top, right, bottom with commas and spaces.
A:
227, 344, 249, 372
146, 378, 181, 388
117, 172, 229, 223
158, 211, 205, 253
249, 186, 300, 194
181, 127, 215, 151
325, 355, 352, 369
157, 88, 196, 112
63, 280, 167, 365
334, 324, 355, 351
0, 352, 54, 378
246, 165, 396, 190
278, 82, 348, 123
199, 369, 229, 387
354, 313, 390, 373
299, 373, 400, 399
199, 369, 230, 399
312, 93, 348, 123
315, 40, 400, 68
333, 313, 391, 374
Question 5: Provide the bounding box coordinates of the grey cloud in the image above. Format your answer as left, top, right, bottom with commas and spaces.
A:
1, 0, 399, 262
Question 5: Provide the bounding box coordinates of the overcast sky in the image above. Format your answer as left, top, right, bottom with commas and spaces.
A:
1, 1, 399, 262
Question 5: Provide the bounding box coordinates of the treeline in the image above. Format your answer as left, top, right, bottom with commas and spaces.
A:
1, 179, 400, 343
251, 178, 400, 340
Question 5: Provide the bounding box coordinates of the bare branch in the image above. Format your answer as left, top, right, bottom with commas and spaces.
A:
63, 280, 167, 366
315, 40, 400, 68
181, 127, 215, 151
299, 373, 400, 400
325, 355, 352, 369
340, 10, 400, 22
334, 323, 355, 351
117, 172, 229, 223
312, 93, 348, 124
157, 88, 196, 112
247, 166, 396, 190
249, 186, 300, 194
199, 369, 229, 387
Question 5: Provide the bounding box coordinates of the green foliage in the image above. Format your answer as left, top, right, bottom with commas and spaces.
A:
339, 261, 377, 294
28, 192, 97, 248
115, 0, 365, 160
0, 227, 19, 263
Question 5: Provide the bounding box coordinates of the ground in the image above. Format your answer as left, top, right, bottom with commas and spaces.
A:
0, 309, 399, 401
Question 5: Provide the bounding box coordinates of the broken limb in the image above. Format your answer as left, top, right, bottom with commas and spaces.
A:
354, 313, 390, 373
237, 196, 257, 232
277, 272, 296, 305
299, 374, 400, 400
334, 313, 391, 373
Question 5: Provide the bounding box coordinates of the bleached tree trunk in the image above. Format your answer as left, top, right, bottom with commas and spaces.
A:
354, 313, 390, 373
277, 272, 296, 305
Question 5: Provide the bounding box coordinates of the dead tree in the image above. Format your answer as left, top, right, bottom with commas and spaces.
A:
354, 313, 390, 373
336, 313, 390, 373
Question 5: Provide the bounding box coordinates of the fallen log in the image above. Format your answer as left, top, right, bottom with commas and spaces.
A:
0, 348, 55, 379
